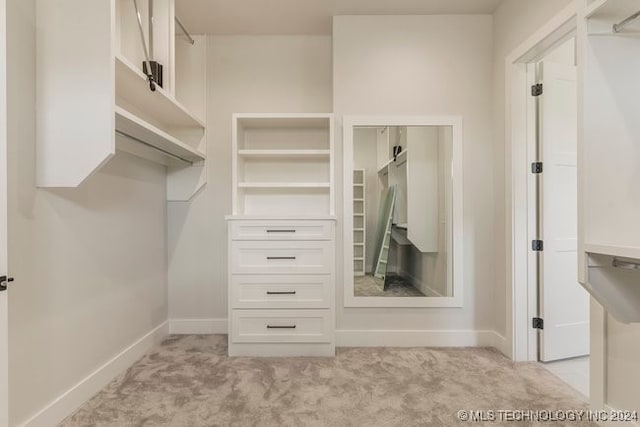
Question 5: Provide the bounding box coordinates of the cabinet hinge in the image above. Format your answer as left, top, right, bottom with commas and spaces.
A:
532, 317, 544, 330
0, 275, 14, 292
531, 83, 543, 97
532, 240, 544, 251
531, 162, 543, 174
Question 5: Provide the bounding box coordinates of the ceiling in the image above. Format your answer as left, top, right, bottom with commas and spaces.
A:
175, 0, 504, 35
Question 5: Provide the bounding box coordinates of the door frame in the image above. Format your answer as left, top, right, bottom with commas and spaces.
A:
0, 0, 8, 424
504, 2, 578, 363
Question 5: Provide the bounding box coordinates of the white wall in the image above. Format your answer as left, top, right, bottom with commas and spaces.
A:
167, 36, 333, 328
334, 16, 495, 336
491, 0, 573, 341
7, 0, 168, 424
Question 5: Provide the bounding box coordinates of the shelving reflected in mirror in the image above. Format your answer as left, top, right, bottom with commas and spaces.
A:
343, 117, 463, 308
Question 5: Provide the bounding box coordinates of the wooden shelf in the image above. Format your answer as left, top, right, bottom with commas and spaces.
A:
238, 182, 331, 189
238, 149, 331, 158
115, 107, 205, 163
115, 55, 205, 129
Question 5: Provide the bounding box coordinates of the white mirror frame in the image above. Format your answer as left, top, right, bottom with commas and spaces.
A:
343, 115, 464, 308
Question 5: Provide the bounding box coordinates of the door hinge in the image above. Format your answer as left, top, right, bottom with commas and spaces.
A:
532, 317, 544, 330
531, 162, 543, 174
531, 83, 543, 96
0, 275, 14, 292
532, 240, 544, 251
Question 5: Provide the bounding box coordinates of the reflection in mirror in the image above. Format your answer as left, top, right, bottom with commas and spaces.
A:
352, 126, 453, 298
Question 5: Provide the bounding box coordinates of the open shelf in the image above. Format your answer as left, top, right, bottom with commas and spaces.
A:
115, 55, 205, 129
235, 113, 332, 129
584, 243, 640, 260
238, 149, 330, 158
238, 182, 330, 189
232, 113, 334, 216
115, 107, 205, 163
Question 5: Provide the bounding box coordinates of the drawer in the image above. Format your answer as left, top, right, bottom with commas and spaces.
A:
230, 275, 331, 309
231, 241, 333, 274
231, 309, 331, 344
230, 220, 333, 241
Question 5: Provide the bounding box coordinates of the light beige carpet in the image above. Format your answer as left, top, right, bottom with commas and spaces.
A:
354, 274, 425, 297
61, 335, 595, 426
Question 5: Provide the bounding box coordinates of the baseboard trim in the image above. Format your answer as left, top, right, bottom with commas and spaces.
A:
167, 321, 510, 353
335, 329, 504, 348
489, 331, 511, 358
169, 318, 228, 334
21, 321, 169, 427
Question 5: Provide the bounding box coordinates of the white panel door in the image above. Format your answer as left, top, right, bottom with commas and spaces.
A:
539, 61, 589, 362
0, 0, 8, 423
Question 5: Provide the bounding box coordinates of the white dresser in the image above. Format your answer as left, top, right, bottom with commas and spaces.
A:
227, 113, 335, 357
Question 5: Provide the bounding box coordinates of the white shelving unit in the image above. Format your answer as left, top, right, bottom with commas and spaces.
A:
232, 113, 334, 216
580, 0, 640, 322
353, 169, 366, 276
36, 0, 206, 201
228, 113, 336, 357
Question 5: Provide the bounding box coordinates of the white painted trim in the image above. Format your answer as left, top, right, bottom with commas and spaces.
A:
342, 115, 464, 308
504, 2, 578, 362
0, 0, 8, 424
491, 332, 511, 357
590, 300, 607, 413
167, 321, 512, 355
21, 321, 169, 427
169, 318, 228, 334
336, 329, 505, 348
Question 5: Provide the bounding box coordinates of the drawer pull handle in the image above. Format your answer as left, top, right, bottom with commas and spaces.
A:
266, 291, 297, 295
266, 229, 296, 233
266, 325, 297, 329
267, 256, 296, 260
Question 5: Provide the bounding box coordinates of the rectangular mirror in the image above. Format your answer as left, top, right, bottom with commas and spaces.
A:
343, 116, 463, 307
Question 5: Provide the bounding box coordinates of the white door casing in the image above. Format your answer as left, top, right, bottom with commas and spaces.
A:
538, 60, 589, 362
0, 0, 8, 423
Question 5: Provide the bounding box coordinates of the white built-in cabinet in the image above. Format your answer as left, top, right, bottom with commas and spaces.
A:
227, 114, 336, 357
580, 0, 640, 323
377, 127, 439, 253
36, 0, 206, 201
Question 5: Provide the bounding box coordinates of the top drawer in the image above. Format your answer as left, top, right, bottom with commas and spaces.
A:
229, 220, 334, 241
